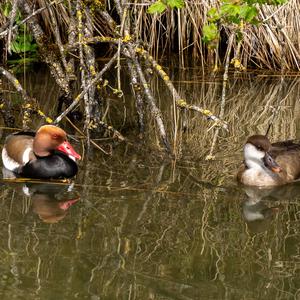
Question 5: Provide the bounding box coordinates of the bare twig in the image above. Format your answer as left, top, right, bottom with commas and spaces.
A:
6, 0, 19, 54
113, 0, 171, 153
135, 47, 228, 130
0, 66, 55, 128
126, 45, 171, 153
0, 0, 62, 38
54, 52, 119, 124
206, 33, 234, 160
18, 0, 71, 96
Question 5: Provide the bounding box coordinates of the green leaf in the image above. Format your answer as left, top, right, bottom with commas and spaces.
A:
11, 41, 22, 54
10, 32, 37, 54
207, 8, 220, 22
269, 0, 287, 4
148, 1, 167, 14
220, 3, 240, 18
15, 9, 22, 23
3, 3, 11, 17
202, 23, 219, 44
240, 5, 257, 22
167, 0, 184, 9
24, 34, 33, 43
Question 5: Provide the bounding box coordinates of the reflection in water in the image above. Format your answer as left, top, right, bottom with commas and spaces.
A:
26, 182, 80, 223
3, 181, 80, 223
1, 69, 300, 299
242, 184, 300, 234
242, 186, 282, 233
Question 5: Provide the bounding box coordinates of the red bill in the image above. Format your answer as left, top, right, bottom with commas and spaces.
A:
57, 141, 81, 160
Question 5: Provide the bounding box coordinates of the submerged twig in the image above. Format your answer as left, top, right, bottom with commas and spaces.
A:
0, 66, 53, 128
126, 45, 171, 153
114, 0, 171, 153
76, 0, 90, 143
127, 60, 145, 138
0, 66, 34, 129
83, 7, 99, 141
66, 117, 111, 155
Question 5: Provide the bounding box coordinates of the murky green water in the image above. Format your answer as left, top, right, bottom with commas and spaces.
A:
1, 67, 300, 299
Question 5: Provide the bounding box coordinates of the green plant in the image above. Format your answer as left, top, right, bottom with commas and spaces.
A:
10, 33, 37, 54
203, 0, 287, 45
2, 2, 38, 63
147, 0, 185, 14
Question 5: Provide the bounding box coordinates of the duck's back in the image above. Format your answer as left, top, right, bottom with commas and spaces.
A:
2, 133, 36, 171
270, 140, 300, 181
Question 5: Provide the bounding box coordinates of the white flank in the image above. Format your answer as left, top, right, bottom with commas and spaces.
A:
1, 148, 20, 171
22, 147, 32, 164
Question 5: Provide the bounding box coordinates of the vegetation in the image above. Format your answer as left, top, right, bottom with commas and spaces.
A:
1, 3, 300, 297
0, 0, 297, 156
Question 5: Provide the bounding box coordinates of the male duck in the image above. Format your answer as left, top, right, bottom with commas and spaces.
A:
237, 134, 300, 186
2, 125, 81, 179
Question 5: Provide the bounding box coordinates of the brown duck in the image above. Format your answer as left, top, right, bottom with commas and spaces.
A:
237, 135, 300, 186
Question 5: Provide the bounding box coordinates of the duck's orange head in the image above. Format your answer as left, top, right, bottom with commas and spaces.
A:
34, 125, 81, 160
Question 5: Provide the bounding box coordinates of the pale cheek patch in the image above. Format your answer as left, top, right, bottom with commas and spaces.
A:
244, 143, 265, 170
244, 144, 264, 161
1, 148, 20, 171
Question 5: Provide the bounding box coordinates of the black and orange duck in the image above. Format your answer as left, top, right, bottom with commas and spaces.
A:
2, 125, 81, 179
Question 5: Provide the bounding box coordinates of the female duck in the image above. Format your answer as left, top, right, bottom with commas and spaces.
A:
2, 125, 81, 179
237, 135, 300, 186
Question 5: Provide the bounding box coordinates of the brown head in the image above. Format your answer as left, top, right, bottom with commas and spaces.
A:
246, 135, 271, 153
33, 125, 81, 159
33, 125, 67, 156
244, 135, 281, 173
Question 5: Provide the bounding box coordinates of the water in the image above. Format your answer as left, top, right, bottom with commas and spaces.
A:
1, 67, 300, 299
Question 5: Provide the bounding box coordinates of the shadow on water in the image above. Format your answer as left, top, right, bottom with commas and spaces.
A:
1, 68, 300, 299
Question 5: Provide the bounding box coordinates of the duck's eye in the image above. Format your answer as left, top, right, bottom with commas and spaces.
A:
257, 146, 263, 151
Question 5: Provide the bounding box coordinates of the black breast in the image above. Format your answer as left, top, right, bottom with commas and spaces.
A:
19, 151, 78, 179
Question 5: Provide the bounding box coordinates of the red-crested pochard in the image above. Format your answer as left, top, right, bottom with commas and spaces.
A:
2, 125, 81, 179
237, 135, 300, 186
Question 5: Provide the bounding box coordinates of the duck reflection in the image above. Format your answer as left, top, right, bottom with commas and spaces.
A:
242, 183, 300, 232
23, 182, 80, 223
242, 186, 282, 233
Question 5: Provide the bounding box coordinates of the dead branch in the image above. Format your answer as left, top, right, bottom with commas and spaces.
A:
54, 52, 119, 124
0, 0, 62, 38
18, 0, 72, 97
136, 47, 228, 130
112, 0, 171, 153
6, 0, 18, 54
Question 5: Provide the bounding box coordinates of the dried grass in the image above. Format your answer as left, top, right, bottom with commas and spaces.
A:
1, 1, 298, 69
129, 0, 300, 70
